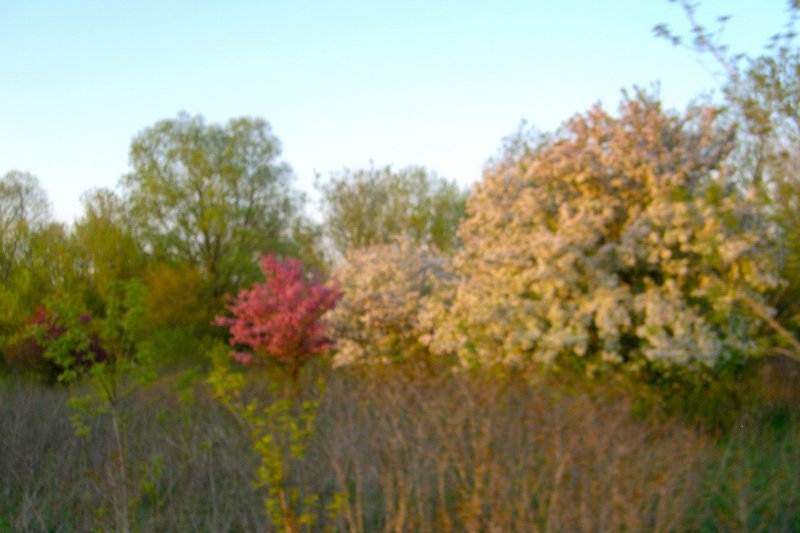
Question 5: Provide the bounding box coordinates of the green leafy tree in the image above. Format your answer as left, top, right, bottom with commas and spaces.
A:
0, 171, 51, 282
1, 183, 143, 375
0, 174, 86, 361
0, 171, 53, 344
123, 112, 307, 298
38, 280, 151, 533
319, 164, 466, 255
72, 188, 145, 314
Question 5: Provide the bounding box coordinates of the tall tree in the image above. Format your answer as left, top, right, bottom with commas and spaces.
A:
0, 171, 51, 283
656, 0, 800, 356
319, 164, 466, 255
123, 112, 304, 297
0, 171, 60, 346
72, 188, 145, 314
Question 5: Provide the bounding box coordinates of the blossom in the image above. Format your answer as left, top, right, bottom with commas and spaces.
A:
427, 92, 778, 373
215, 255, 340, 378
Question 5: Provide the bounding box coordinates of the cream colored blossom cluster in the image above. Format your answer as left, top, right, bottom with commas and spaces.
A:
327, 237, 451, 366
424, 94, 778, 373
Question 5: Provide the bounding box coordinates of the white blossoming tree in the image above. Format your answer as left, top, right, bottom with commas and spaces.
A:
328, 237, 451, 367
426, 92, 779, 376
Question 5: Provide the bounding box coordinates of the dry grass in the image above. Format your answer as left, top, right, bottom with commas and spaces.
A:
1, 364, 798, 531
315, 367, 706, 533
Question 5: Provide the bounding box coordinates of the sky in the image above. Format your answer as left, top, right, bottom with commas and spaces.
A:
0, 0, 791, 223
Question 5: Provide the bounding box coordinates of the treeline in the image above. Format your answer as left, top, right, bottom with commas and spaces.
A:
3, 53, 800, 393
2, 27, 800, 400
0, 113, 466, 378
3, 3, 799, 395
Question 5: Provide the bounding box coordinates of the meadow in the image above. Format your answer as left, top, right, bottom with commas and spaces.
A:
2, 360, 799, 532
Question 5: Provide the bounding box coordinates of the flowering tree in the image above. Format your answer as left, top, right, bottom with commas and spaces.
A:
211, 257, 342, 530
426, 92, 779, 376
215, 255, 340, 381
327, 237, 451, 367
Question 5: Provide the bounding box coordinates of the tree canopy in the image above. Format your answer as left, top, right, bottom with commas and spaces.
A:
123, 112, 304, 297
656, 0, 800, 357
425, 92, 778, 374
0, 171, 51, 283
319, 164, 466, 255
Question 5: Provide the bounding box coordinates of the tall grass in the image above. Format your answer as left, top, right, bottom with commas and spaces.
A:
1, 365, 798, 531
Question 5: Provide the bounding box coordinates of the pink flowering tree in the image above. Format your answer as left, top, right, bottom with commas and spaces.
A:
215, 254, 341, 382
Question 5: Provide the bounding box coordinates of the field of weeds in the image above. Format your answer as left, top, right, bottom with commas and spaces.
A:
2, 364, 798, 532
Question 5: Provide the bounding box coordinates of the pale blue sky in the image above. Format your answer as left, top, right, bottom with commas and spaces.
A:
0, 1, 790, 222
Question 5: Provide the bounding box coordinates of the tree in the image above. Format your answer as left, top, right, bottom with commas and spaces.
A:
37, 280, 150, 533
0, 171, 50, 345
426, 92, 777, 375
319, 164, 466, 255
215, 255, 340, 382
0, 174, 83, 350
72, 188, 145, 314
656, 0, 800, 358
0, 171, 51, 283
327, 236, 451, 367
123, 112, 306, 298
213, 255, 340, 531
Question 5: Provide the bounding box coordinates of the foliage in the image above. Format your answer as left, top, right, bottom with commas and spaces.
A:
328, 237, 452, 367
123, 112, 308, 298
0, 171, 51, 282
0, 223, 85, 365
0, 171, 54, 346
138, 262, 218, 368
657, 0, 800, 359
288, 217, 331, 277
36, 280, 152, 533
2, 305, 107, 381
142, 262, 211, 331
208, 347, 338, 533
741, 51, 800, 340
1, 335, 52, 378
215, 255, 340, 381
426, 92, 778, 376
319, 164, 466, 255
72, 189, 145, 314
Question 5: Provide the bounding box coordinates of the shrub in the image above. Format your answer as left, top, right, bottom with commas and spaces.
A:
143, 262, 211, 330
2, 305, 107, 381
215, 255, 340, 381
427, 91, 778, 377
2, 335, 55, 379
327, 237, 452, 367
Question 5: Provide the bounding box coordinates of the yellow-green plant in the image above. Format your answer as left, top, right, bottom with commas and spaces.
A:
37, 279, 152, 533
319, 164, 466, 255
208, 345, 341, 532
